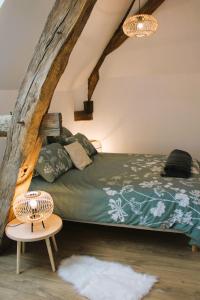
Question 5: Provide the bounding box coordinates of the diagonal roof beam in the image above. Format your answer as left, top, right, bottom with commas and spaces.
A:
88, 0, 166, 100
0, 0, 97, 248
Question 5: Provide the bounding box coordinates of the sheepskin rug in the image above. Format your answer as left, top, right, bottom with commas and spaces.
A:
58, 255, 157, 300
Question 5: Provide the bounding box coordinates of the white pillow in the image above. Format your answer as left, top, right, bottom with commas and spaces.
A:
192, 159, 200, 174
65, 141, 92, 170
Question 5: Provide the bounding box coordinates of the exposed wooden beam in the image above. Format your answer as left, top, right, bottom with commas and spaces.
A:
74, 110, 93, 121
0, 0, 97, 248
0, 113, 62, 137
88, 0, 166, 100
40, 113, 62, 136
0, 115, 12, 138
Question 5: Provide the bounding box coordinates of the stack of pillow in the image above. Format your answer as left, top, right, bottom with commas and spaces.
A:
35, 127, 97, 183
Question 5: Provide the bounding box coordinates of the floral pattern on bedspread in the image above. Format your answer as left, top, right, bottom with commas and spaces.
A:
99, 154, 200, 245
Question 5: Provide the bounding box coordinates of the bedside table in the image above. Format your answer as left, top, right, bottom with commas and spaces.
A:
5, 214, 62, 274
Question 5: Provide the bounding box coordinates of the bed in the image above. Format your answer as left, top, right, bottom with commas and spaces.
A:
30, 152, 200, 247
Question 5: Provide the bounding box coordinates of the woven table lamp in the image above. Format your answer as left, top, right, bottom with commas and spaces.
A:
13, 191, 54, 232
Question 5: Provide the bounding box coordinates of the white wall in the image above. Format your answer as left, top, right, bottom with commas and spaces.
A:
0, 0, 54, 89
51, 0, 200, 159
1, 0, 200, 162
0, 0, 54, 164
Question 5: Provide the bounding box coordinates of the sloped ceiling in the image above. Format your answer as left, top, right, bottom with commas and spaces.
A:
0, 0, 142, 91
0, 0, 55, 90
56, 0, 137, 91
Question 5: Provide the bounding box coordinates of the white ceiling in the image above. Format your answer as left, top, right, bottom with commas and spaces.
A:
57, 0, 133, 91
0, 0, 144, 91
0, 0, 54, 90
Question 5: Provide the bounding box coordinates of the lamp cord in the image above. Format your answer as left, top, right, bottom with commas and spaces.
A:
139, 0, 141, 14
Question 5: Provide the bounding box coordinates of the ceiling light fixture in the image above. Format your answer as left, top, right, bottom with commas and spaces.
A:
122, 0, 158, 38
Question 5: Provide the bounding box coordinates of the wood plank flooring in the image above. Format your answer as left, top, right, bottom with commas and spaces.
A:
0, 221, 200, 300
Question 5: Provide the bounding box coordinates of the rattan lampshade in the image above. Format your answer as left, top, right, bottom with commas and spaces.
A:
123, 14, 158, 38
13, 191, 54, 225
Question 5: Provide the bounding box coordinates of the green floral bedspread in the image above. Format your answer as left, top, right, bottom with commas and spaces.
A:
99, 154, 200, 245
30, 153, 200, 246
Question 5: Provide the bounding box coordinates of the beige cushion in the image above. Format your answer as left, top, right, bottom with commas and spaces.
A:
65, 141, 92, 170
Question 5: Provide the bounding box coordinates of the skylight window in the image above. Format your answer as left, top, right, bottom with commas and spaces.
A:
0, 0, 5, 8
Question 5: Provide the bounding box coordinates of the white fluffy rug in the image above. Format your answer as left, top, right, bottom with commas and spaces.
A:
58, 256, 157, 300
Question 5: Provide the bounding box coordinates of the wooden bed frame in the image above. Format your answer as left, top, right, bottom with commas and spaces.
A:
63, 218, 199, 253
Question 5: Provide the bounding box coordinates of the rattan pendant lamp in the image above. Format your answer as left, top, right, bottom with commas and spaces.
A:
122, 0, 158, 38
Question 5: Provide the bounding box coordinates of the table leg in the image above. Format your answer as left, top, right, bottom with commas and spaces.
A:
45, 238, 56, 272
51, 235, 58, 252
22, 242, 25, 254
17, 241, 21, 274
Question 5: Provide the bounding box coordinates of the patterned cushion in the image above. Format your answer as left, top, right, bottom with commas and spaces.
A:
65, 141, 92, 170
47, 127, 73, 145
64, 133, 97, 157
36, 143, 73, 182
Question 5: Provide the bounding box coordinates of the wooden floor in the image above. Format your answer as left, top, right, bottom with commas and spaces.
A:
0, 221, 200, 300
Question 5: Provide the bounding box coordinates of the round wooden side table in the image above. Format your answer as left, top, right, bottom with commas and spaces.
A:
5, 214, 62, 274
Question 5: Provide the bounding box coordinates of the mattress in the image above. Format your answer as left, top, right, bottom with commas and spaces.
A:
30, 153, 200, 246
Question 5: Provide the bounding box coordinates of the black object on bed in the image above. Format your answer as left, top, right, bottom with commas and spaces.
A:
161, 149, 192, 178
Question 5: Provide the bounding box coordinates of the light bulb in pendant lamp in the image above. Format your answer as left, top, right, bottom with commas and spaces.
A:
13, 191, 54, 231
136, 21, 144, 30
122, 0, 158, 38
